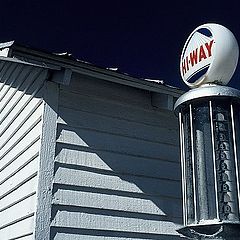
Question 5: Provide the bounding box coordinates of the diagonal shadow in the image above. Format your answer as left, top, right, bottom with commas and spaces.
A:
51, 76, 185, 239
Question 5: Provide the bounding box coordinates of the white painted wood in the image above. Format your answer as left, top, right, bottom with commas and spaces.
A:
0, 68, 45, 125
0, 95, 42, 144
0, 141, 40, 182
0, 64, 25, 111
0, 104, 41, 146
0, 65, 41, 118
56, 127, 179, 163
52, 232, 183, 240
59, 91, 178, 129
64, 74, 153, 109
0, 113, 42, 158
54, 167, 181, 198
11, 48, 182, 97
0, 62, 12, 90
0, 118, 41, 165
12, 234, 34, 240
0, 176, 37, 212
0, 159, 38, 196
0, 192, 36, 215
55, 147, 181, 180
0, 157, 38, 193
0, 63, 19, 101
0, 136, 40, 173
0, 172, 37, 204
0, 124, 41, 170
53, 76, 182, 239
0, 52, 182, 240
34, 81, 59, 240
0, 214, 34, 239
53, 188, 182, 218
0, 194, 36, 227
57, 108, 178, 146
51, 209, 181, 236
0, 95, 42, 136
63, 73, 181, 107
0, 62, 47, 239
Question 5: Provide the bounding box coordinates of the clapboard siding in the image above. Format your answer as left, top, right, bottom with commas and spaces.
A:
0, 63, 20, 101
0, 154, 38, 196
0, 68, 44, 128
0, 61, 47, 239
0, 64, 24, 107
59, 90, 178, 129
52, 184, 182, 218
0, 194, 36, 227
54, 164, 181, 197
56, 126, 179, 163
60, 73, 154, 110
0, 215, 34, 240
51, 231, 182, 240
52, 210, 180, 235
0, 121, 42, 171
55, 147, 181, 180
0, 176, 37, 213
0, 115, 42, 163
0, 140, 39, 180
51, 76, 183, 239
57, 108, 178, 146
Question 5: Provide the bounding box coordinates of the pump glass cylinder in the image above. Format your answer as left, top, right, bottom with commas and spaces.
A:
178, 98, 240, 225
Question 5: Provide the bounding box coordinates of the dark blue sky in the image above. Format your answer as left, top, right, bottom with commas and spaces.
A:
0, 0, 240, 90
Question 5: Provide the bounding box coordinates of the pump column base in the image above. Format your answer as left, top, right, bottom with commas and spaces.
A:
177, 223, 240, 239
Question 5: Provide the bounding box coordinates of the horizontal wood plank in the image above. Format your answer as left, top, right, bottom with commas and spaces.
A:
10, 234, 34, 240
55, 147, 181, 180
0, 64, 25, 110
0, 63, 19, 101
0, 67, 44, 123
51, 230, 183, 240
56, 127, 179, 163
0, 194, 36, 227
0, 62, 13, 91
0, 214, 34, 239
53, 187, 182, 218
51, 206, 181, 236
0, 157, 39, 196
54, 166, 181, 198
59, 91, 178, 129
0, 110, 42, 157
61, 74, 153, 109
0, 140, 40, 182
0, 99, 43, 148
0, 63, 47, 240
57, 108, 178, 146
0, 176, 37, 213
0, 124, 41, 170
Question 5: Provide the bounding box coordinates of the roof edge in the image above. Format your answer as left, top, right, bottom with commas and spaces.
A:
0, 41, 184, 97
0, 40, 15, 49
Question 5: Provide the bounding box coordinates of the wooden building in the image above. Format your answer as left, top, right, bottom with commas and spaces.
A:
0, 41, 185, 239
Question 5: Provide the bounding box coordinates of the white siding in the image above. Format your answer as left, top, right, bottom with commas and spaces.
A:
0, 61, 47, 239
51, 74, 183, 239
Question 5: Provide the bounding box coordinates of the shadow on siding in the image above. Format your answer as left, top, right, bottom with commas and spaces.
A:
51, 78, 184, 239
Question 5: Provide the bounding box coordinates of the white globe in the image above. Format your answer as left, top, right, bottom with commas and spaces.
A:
180, 23, 239, 88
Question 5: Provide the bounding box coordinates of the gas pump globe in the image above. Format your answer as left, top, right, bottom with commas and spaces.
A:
174, 24, 240, 239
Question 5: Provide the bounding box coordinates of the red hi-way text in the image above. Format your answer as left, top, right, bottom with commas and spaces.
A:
181, 40, 214, 76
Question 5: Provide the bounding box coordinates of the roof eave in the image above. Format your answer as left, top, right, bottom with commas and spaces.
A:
0, 41, 184, 97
